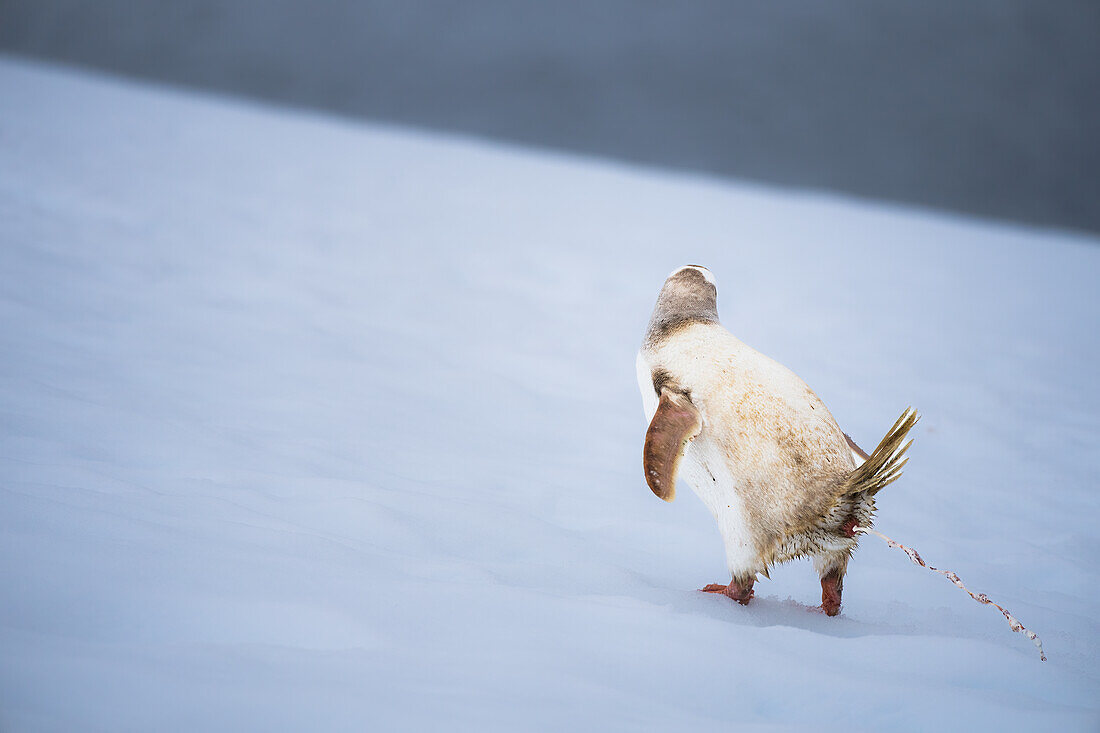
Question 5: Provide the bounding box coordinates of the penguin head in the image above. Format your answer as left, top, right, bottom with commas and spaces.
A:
644, 265, 720, 344
659, 265, 718, 314
669, 264, 716, 288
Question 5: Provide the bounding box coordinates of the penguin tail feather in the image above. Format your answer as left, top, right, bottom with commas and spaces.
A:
841, 407, 919, 498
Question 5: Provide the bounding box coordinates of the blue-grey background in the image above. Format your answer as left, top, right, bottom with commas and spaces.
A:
2, 0, 1097, 233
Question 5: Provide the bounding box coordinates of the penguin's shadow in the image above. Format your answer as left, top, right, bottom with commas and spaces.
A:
666, 588, 992, 644
677, 593, 873, 638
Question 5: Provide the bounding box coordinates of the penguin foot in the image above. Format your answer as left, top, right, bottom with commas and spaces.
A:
700, 579, 754, 605
820, 569, 843, 616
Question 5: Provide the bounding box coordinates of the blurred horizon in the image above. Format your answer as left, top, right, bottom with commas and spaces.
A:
3, 0, 1098, 235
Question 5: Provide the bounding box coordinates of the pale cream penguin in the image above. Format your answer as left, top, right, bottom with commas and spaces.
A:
637, 265, 917, 614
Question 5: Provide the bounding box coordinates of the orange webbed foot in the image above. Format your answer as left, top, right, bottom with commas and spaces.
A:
820, 569, 843, 616
699, 579, 754, 605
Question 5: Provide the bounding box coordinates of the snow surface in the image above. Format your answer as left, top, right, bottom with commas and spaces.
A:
1, 57, 1098, 732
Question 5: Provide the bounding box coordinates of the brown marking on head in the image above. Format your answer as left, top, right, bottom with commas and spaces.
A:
643, 266, 720, 348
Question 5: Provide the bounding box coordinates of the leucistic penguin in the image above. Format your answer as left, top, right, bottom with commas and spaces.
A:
636, 265, 917, 615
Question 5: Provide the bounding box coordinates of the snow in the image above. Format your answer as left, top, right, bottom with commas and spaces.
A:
1, 56, 1098, 732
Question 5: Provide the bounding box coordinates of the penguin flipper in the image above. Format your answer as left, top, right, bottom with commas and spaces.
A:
643, 388, 702, 502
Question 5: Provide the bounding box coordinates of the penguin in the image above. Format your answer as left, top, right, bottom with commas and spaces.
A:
637, 265, 917, 615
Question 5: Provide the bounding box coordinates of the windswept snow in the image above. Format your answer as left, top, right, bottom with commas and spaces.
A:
1, 57, 1098, 732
